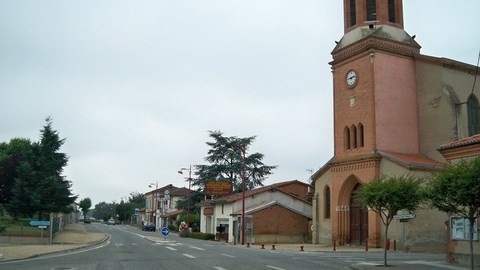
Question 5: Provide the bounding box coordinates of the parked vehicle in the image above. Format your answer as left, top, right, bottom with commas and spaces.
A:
142, 222, 156, 232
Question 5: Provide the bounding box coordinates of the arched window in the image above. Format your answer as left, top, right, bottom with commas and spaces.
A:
349, 0, 356, 27
388, 0, 396, 23
366, 0, 376, 21
351, 125, 357, 149
344, 126, 351, 150
358, 123, 364, 147
468, 95, 480, 136
324, 186, 331, 219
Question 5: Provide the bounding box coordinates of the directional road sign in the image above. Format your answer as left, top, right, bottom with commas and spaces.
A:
161, 227, 169, 236
393, 214, 416, 220
29, 221, 50, 226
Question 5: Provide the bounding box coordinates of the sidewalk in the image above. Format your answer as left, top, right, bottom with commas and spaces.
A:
0, 223, 108, 261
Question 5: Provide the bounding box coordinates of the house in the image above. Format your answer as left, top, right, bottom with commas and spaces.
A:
312, 0, 479, 253
200, 180, 314, 244
145, 184, 190, 230
437, 134, 480, 265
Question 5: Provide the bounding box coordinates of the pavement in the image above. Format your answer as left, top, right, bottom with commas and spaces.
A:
0, 223, 471, 269
0, 222, 108, 261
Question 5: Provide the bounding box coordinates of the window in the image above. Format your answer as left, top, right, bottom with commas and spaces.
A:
350, 0, 356, 27
388, 0, 396, 23
467, 95, 479, 136
451, 217, 478, 241
351, 125, 357, 149
324, 186, 331, 219
344, 126, 351, 150
358, 123, 364, 147
366, 0, 376, 21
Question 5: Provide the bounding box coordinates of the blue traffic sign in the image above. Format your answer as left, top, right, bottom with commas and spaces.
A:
161, 227, 169, 236
29, 221, 50, 226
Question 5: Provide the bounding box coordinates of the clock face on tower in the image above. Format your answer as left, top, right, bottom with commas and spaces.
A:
346, 70, 357, 87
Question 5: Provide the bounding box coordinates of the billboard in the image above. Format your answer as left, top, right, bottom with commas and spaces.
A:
205, 181, 233, 196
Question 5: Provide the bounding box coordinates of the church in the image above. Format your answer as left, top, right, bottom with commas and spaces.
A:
312, 0, 479, 254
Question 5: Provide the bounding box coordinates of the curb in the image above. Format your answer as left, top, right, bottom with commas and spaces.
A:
0, 233, 110, 262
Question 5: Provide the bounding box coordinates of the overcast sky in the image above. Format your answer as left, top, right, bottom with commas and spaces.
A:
1, 1, 479, 206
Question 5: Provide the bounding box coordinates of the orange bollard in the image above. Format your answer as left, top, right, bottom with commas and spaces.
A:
300, 246, 304, 252
272, 244, 276, 250
261, 244, 265, 249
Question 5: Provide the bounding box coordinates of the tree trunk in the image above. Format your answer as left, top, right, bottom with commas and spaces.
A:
469, 219, 475, 270
384, 224, 389, 266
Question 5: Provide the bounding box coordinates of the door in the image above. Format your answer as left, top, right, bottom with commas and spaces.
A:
350, 183, 368, 245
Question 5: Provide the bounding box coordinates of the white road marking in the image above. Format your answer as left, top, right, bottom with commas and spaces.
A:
221, 254, 236, 258
266, 266, 286, 270
190, 246, 205, 250
213, 267, 227, 270
165, 247, 177, 251
131, 243, 138, 246
183, 254, 196, 259
114, 243, 124, 247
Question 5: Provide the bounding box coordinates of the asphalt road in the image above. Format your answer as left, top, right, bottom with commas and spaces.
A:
0, 223, 465, 270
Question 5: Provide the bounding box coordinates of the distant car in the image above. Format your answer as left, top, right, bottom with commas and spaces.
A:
142, 222, 156, 232
107, 218, 115, 225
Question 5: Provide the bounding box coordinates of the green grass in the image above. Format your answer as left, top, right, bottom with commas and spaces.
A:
0, 218, 50, 237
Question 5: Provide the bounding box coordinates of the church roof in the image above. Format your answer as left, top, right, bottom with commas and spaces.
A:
437, 134, 480, 151
378, 150, 445, 170
332, 24, 420, 53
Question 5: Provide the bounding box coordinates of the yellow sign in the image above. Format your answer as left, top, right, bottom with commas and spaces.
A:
205, 181, 233, 196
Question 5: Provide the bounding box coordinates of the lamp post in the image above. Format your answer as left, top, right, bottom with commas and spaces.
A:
148, 182, 158, 227
178, 166, 192, 227
227, 144, 246, 245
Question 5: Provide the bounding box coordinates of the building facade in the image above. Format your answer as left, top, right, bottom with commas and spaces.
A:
312, 0, 480, 252
145, 184, 190, 230
437, 135, 480, 265
200, 180, 314, 244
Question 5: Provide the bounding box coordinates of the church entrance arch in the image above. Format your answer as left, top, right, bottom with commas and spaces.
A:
349, 183, 368, 245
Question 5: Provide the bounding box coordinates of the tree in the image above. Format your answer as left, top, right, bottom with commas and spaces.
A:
356, 175, 424, 267
0, 138, 36, 210
426, 157, 480, 270
194, 131, 277, 193
1, 118, 77, 219
36, 117, 77, 217
79, 198, 92, 222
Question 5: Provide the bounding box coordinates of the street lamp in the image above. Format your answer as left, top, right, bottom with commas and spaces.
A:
178, 166, 192, 227
148, 182, 158, 227
227, 144, 246, 245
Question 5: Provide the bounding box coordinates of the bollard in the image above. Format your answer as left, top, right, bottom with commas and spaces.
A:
261, 244, 265, 249
272, 244, 276, 250
300, 246, 304, 252
247, 242, 250, 248
333, 239, 336, 251
386, 239, 390, 251
394, 240, 396, 251
365, 240, 368, 252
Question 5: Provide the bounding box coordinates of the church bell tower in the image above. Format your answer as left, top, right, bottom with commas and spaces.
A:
331, 0, 421, 161
327, 0, 422, 247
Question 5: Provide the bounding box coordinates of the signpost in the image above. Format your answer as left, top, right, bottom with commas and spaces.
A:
29, 221, 50, 240
394, 214, 416, 251
161, 227, 169, 241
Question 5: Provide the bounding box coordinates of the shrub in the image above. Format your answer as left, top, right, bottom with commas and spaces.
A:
188, 232, 215, 240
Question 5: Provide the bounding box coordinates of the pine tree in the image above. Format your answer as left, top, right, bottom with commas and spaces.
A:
194, 131, 277, 193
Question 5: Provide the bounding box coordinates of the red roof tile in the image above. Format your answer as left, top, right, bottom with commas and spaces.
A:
379, 150, 444, 169
438, 134, 480, 150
